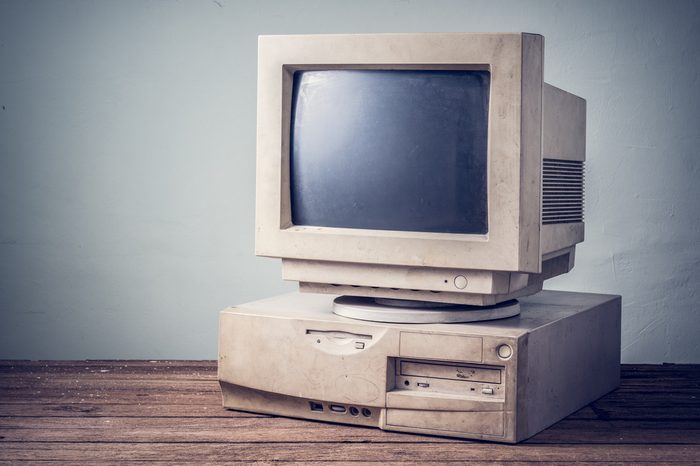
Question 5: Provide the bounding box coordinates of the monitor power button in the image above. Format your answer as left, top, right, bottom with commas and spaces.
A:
454, 275, 468, 289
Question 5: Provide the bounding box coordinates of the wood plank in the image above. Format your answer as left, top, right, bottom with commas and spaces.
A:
0, 391, 224, 405
566, 404, 700, 421
1, 401, 696, 422
2, 389, 697, 415
0, 379, 219, 394
0, 400, 228, 412
8, 383, 695, 398
0, 362, 217, 378
0, 360, 217, 368
0, 416, 445, 444
1, 416, 699, 445
0, 442, 699, 463
0, 403, 267, 418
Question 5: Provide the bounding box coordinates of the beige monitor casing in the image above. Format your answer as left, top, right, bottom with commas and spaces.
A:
254, 33, 587, 305
219, 290, 621, 443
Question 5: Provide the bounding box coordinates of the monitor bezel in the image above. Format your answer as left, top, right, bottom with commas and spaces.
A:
255, 33, 543, 273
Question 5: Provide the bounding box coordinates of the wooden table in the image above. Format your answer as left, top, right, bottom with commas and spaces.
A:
1, 361, 698, 464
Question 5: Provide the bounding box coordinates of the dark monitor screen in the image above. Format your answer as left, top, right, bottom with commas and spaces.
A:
290, 69, 489, 234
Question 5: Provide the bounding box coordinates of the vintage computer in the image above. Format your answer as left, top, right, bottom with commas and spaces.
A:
218, 33, 621, 443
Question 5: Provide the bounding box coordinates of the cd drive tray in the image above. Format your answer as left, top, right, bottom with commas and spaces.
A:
399, 360, 501, 384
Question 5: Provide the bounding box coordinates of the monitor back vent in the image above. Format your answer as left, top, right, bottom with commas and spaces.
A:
542, 159, 584, 224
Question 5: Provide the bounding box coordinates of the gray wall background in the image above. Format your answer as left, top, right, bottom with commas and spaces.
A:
1, 0, 698, 362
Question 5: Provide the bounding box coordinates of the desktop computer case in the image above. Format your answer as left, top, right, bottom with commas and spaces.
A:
218, 290, 620, 443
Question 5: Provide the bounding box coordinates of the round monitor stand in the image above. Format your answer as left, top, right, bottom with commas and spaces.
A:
332, 296, 520, 324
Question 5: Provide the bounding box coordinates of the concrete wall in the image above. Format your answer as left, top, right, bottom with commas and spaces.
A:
1, 0, 698, 362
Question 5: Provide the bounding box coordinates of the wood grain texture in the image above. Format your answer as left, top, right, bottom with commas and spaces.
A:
1, 361, 699, 464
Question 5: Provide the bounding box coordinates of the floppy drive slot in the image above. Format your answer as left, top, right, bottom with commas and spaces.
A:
306, 329, 372, 340
400, 360, 501, 384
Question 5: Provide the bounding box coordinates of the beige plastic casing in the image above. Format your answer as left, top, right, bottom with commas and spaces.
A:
218, 290, 621, 443
254, 33, 586, 305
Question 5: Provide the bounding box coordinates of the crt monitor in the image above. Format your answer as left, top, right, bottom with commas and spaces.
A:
254, 33, 586, 307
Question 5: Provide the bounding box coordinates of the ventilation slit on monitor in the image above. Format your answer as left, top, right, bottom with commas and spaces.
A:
542, 159, 584, 224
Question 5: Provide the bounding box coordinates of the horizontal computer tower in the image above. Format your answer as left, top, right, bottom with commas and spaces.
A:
218, 290, 620, 443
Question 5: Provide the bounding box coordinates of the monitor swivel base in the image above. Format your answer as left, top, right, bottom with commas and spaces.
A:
332, 296, 520, 323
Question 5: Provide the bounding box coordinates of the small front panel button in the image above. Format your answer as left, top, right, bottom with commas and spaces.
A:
481, 387, 494, 395
497, 344, 513, 360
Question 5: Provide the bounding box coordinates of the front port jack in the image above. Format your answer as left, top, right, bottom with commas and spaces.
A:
349, 406, 359, 416
309, 401, 323, 412
329, 404, 346, 413
361, 408, 372, 417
